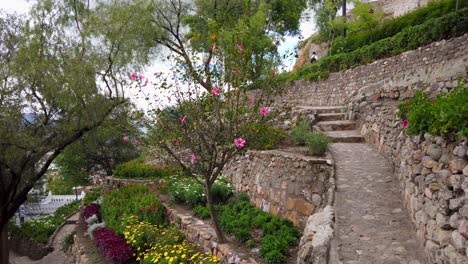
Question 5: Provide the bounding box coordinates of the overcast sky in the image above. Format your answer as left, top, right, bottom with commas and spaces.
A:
0, 0, 317, 110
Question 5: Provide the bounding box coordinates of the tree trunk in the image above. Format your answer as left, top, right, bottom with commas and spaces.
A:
0, 224, 8, 264
205, 185, 225, 243
342, 0, 347, 38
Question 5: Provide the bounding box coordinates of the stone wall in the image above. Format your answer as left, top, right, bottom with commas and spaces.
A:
372, 0, 429, 18
103, 176, 165, 190
275, 34, 468, 263
223, 149, 334, 229
279, 34, 468, 109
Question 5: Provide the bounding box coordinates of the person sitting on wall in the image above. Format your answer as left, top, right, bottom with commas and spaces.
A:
310, 51, 318, 63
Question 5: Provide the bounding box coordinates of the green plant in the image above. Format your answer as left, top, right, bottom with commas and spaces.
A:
167, 176, 233, 207
294, 8, 468, 81
113, 159, 179, 179
83, 187, 102, 205
241, 123, 287, 150
291, 121, 311, 146
398, 80, 468, 138
193, 205, 211, 219
101, 184, 166, 234
305, 131, 331, 156
217, 200, 299, 263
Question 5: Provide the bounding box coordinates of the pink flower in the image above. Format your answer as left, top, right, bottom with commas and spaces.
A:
190, 154, 196, 164
212, 86, 220, 96
123, 136, 129, 141
211, 44, 216, 53
260, 106, 270, 117
271, 71, 275, 77
234, 138, 246, 148
402, 119, 408, 128
134, 139, 140, 145
181, 115, 187, 124
138, 74, 145, 80
248, 96, 254, 105
130, 73, 137, 80
143, 79, 149, 86
236, 44, 244, 52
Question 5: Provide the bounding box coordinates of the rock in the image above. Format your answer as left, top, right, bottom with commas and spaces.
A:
436, 213, 451, 229
435, 228, 452, 246
415, 210, 429, 225
448, 174, 463, 190
427, 144, 443, 161
457, 143, 467, 158
423, 159, 436, 169
449, 159, 467, 174
450, 213, 462, 229
463, 165, 468, 176
459, 204, 468, 218
435, 136, 445, 145
311, 194, 322, 206
424, 133, 434, 143
449, 197, 464, 210
439, 169, 452, 185
443, 244, 467, 263
439, 153, 451, 165
425, 202, 438, 218
453, 146, 459, 156
458, 220, 468, 238
451, 231, 466, 250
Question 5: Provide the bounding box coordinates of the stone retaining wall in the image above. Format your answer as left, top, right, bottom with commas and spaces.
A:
104, 176, 165, 190
223, 149, 334, 229
277, 34, 468, 263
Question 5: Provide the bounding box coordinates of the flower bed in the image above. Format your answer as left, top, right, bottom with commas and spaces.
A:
114, 159, 179, 179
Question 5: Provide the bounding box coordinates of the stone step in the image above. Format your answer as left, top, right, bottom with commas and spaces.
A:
295, 105, 346, 114
317, 120, 356, 131
326, 130, 364, 143
318, 113, 346, 121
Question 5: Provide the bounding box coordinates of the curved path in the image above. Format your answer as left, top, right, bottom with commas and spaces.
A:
331, 143, 427, 264
10, 212, 79, 264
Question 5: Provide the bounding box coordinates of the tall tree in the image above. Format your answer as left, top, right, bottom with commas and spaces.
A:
144, 0, 306, 242
0, 0, 152, 262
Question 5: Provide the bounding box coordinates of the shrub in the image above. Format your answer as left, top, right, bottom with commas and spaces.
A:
167, 176, 233, 207
217, 200, 299, 264
305, 131, 331, 156
83, 187, 101, 205
113, 159, 178, 179
83, 203, 101, 222
291, 121, 311, 146
241, 123, 287, 150
61, 231, 75, 252
101, 184, 166, 234
398, 80, 468, 138
330, 0, 466, 54
193, 205, 210, 219
93, 227, 134, 264
295, 8, 468, 81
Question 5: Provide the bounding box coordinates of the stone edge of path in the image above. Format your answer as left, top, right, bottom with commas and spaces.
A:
296, 148, 337, 264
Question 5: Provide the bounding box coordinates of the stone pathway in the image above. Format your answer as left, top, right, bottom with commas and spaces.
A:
331, 143, 427, 264
10, 212, 79, 264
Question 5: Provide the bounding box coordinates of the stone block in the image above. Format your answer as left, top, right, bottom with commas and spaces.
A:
295, 199, 315, 216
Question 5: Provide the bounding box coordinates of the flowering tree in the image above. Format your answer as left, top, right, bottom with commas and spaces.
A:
141, 0, 306, 242
0, 1, 153, 262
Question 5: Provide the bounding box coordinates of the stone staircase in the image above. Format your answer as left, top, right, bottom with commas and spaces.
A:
294, 105, 365, 143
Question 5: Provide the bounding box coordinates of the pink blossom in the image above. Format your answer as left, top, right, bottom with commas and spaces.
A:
211, 44, 216, 53
236, 44, 244, 52
143, 79, 149, 86
181, 115, 187, 124
138, 74, 145, 80
234, 138, 246, 148
134, 139, 140, 145
123, 136, 129, 141
191, 154, 196, 164
248, 96, 254, 105
271, 71, 275, 77
212, 86, 220, 96
130, 73, 137, 80
402, 119, 408, 128
260, 106, 270, 117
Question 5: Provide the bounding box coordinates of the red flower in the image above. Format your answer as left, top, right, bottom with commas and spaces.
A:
402, 119, 408, 128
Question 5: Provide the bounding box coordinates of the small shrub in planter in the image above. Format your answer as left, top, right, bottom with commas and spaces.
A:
83, 203, 101, 222
167, 176, 233, 206
113, 159, 178, 179
305, 131, 331, 156
291, 121, 311, 146
93, 227, 134, 264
